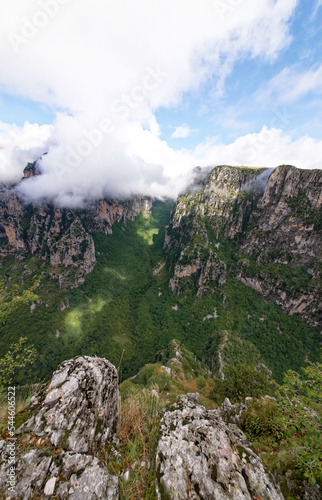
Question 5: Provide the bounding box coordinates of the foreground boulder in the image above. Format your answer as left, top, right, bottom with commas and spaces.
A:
18, 355, 120, 454
156, 394, 284, 500
0, 356, 120, 499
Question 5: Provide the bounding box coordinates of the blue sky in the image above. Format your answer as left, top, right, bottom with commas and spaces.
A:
0, 0, 321, 205
0, 93, 55, 125
158, 0, 322, 148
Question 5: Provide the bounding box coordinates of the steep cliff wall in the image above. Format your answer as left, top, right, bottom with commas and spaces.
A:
0, 164, 152, 286
164, 166, 266, 295
164, 165, 322, 328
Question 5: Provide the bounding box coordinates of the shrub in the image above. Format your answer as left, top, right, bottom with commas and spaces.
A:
211, 363, 272, 404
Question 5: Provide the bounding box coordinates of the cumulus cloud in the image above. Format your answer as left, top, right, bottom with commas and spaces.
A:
194, 126, 322, 170
171, 125, 192, 139
0, 0, 304, 205
255, 64, 322, 104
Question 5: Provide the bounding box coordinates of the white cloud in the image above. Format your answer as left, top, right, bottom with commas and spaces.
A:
311, 0, 322, 19
3, 121, 322, 207
0, 0, 299, 204
171, 124, 192, 139
0, 121, 53, 183
255, 64, 322, 104
194, 126, 322, 170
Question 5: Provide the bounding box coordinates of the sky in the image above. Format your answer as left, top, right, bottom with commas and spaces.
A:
0, 0, 321, 206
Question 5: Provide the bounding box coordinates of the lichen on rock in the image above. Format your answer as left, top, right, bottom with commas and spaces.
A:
0, 355, 120, 499
155, 393, 284, 499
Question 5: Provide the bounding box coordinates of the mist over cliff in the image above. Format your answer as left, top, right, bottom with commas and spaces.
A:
1, 1, 322, 207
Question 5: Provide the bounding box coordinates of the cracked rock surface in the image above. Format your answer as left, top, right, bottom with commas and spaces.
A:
156, 394, 284, 500
18, 355, 120, 454
0, 356, 120, 499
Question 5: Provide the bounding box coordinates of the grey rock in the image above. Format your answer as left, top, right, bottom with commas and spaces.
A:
156, 394, 284, 499
18, 355, 120, 454
43, 476, 56, 496
0, 450, 118, 499
0, 356, 120, 499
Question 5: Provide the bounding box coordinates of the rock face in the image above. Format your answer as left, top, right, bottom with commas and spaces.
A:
22, 161, 42, 179
239, 166, 322, 264
0, 163, 152, 287
0, 187, 27, 256
156, 394, 284, 500
237, 165, 322, 327
0, 356, 120, 499
18, 355, 120, 453
83, 197, 152, 235
164, 166, 265, 296
0, 447, 118, 500
49, 217, 96, 285
165, 165, 322, 327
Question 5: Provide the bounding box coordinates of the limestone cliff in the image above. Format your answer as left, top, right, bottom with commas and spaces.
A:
165, 165, 322, 328
165, 166, 265, 295
0, 164, 152, 286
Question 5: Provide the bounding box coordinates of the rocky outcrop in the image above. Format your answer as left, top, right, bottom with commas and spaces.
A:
156, 393, 284, 500
18, 355, 120, 453
0, 446, 118, 500
0, 356, 120, 499
22, 161, 42, 179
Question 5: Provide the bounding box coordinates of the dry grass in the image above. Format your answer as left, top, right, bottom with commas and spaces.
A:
118, 385, 163, 499
0, 383, 43, 433
120, 386, 161, 444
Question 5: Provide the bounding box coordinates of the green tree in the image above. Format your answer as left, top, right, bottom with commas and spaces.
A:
211, 363, 272, 404
0, 337, 37, 387
0, 279, 39, 323
278, 351, 322, 405
242, 353, 322, 486
0, 279, 40, 389
275, 352, 322, 485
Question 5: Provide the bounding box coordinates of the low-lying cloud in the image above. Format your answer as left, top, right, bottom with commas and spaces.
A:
1, 0, 321, 207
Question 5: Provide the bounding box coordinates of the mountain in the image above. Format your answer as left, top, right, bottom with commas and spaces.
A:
0, 163, 152, 287
165, 165, 321, 328
0, 164, 320, 385
0, 352, 286, 500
